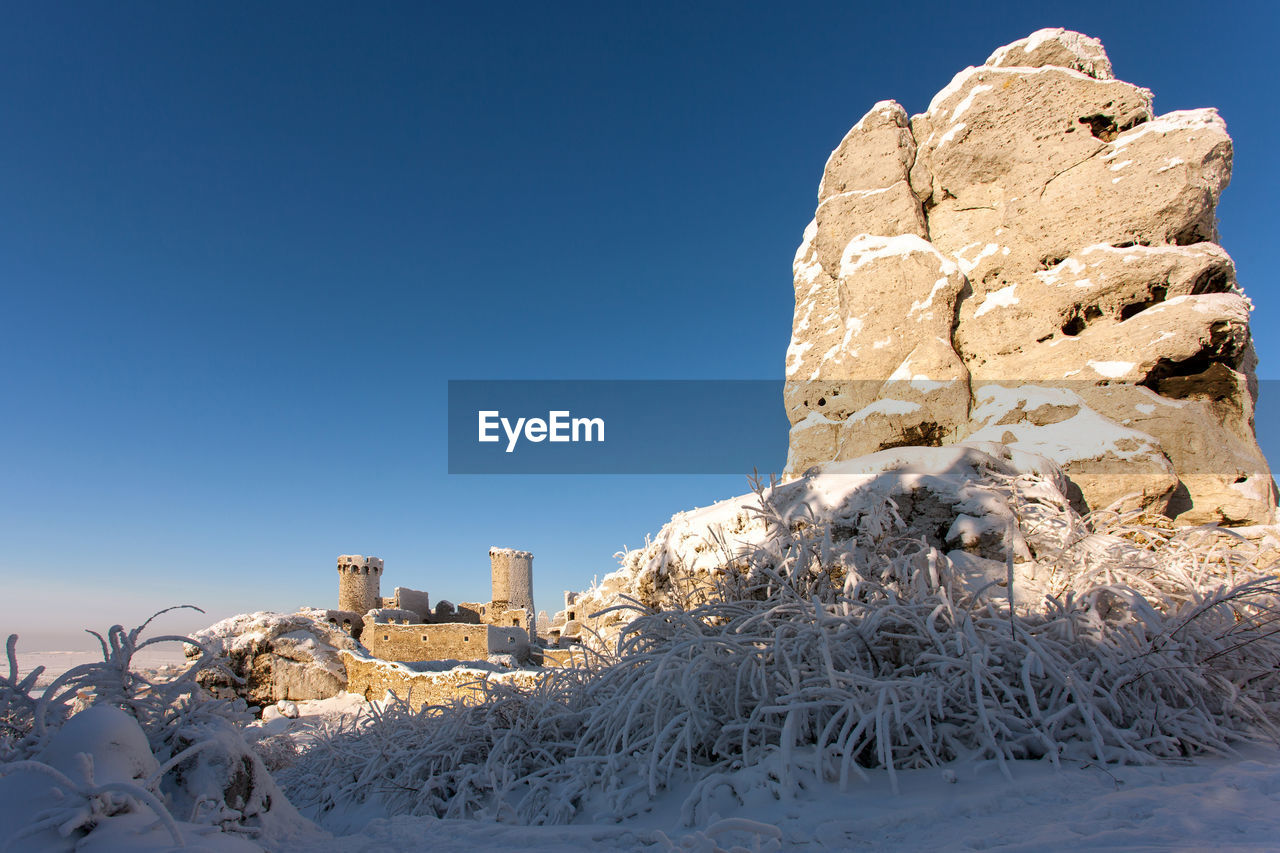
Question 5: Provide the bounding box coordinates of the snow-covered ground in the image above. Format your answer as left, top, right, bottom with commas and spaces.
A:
9, 448, 1280, 851
260, 695, 1280, 852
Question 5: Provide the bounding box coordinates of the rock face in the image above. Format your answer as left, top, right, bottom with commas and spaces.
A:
784, 28, 1274, 525
190, 610, 358, 706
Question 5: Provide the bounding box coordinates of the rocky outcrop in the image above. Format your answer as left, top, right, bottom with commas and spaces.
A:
189, 610, 358, 706
784, 28, 1274, 525
572, 443, 1072, 643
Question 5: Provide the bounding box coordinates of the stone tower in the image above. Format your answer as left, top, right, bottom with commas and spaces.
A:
337, 554, 383, 615
489, 547, 534, 634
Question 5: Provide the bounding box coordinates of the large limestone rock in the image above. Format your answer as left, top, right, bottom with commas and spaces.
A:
189, 609, 358, 706
784, 28, 1274, 525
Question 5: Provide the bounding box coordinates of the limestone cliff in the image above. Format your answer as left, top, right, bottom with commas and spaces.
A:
783, 28, 1274, 525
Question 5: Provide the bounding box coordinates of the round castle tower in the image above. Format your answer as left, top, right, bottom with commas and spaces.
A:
337, 554, 383, 615
489, 547, 534, 632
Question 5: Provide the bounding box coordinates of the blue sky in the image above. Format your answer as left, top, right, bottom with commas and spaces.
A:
2, 1, 1277, 647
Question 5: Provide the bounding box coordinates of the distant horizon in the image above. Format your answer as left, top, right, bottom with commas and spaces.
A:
3, 1, 1277, 649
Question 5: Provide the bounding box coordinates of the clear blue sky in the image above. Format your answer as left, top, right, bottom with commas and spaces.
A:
2, 1, 1276, 647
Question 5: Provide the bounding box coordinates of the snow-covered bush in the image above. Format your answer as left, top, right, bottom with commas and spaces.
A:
1, 607, 241, 762
0, 608, 315, 850
282, 462, 1280, 826
0, 704, 266, 852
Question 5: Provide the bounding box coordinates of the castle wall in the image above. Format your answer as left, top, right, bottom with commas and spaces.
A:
456, 602, 488, 624
366, 608, 420, 625
319, 609, 364, 639
392, 587, 432, 621
535, 647, 587, 668
496, 607, 528, 628
360, 621, 528, 663
430, 601, 481, 624
340, 652, 544, 711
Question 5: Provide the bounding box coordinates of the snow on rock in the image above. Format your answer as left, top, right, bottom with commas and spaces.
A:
190, 609, 359, 707
965, 383, 1181, 513
984, 27, 1115, 79
784, 28, 1274, 525
571, 443, 1068, 641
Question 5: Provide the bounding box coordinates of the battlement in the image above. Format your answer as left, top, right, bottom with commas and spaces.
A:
488, 548, 533, 560
337, 555, 384, 574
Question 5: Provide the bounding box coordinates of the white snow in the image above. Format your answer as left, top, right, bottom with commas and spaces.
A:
938, 121, 966, 146
841, 314, 863, 343
848, 398, 921, 422
1111, 108, 1225, 146
1145, 292, 1249, 319
792, 219, 823, 286
839, 233, 948, 278
909, 276, 952, 316
973, 283, 1019, 317
787, 409, 837, 434
955, 242, 1002, 276
1035, 256, 1085, 287
927, 64, 1105, 117
949, 84, 992, 123
967, 384, 1156, 462
887, 356, 951, 392
239, 747, 1280, 852
783, 339, 812, 377
1087, 360, 1135, 378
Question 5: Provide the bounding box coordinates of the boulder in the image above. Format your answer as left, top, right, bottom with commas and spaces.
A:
783, 28, 1275, 524
189, 610, 358, 706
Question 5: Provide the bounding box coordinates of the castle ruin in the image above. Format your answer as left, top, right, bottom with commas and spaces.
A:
323, 547, 584, 670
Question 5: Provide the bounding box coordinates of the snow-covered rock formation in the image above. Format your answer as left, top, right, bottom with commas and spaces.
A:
189, 609, 358, 706
573, 442, 1070, 641
784, 28, 1274, 525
